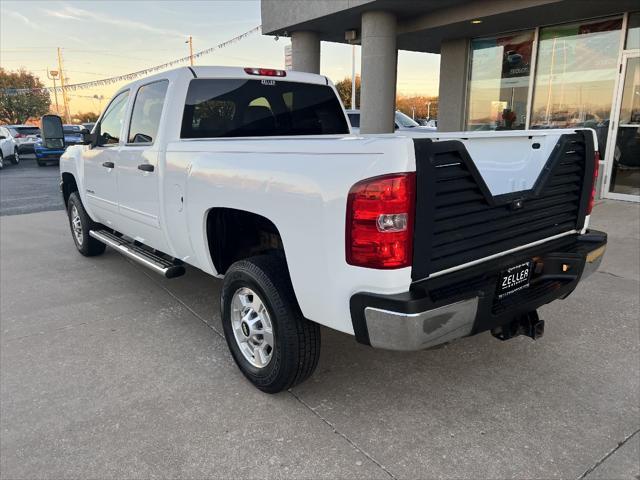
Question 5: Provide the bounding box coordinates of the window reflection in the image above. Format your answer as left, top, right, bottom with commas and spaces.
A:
626, 12, 640, 50
467, 31, 534, 131
530, 18, 623, 158
609, 57, 640, 196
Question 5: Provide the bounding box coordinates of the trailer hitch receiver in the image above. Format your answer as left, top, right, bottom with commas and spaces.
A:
491, 310, 545, 341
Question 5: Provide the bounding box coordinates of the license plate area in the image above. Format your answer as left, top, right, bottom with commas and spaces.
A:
497, 261, 532, 299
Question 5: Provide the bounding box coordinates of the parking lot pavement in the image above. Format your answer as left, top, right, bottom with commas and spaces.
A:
0, 155, 64, 216
1, 200, 638, 479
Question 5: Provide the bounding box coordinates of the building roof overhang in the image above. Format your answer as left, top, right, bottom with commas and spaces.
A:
261, 0, 638, 53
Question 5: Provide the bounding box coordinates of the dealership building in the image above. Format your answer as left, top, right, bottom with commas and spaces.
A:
261, 0, 639, 202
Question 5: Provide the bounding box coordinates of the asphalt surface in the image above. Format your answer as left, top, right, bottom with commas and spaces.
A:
0, 155, 64, 216
0, 195, 638, 478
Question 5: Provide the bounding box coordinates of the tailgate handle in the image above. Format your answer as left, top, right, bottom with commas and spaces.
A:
102, 161, 114, 168
138, 164, 154, 172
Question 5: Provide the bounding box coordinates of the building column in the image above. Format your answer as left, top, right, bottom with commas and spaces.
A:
438, 38, 470, 132
291, 31, 320, 74
360, 11, 397, 134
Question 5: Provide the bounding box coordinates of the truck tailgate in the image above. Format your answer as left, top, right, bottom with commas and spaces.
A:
411, 130, 595, 280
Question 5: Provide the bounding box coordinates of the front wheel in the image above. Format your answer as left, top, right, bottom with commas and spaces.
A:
37, 159, 46, 167
221, 255, 320, 393
10, 149, 19, 164
67, 192, 106, 256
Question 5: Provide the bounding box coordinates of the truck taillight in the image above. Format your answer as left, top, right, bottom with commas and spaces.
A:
346, 173, 416, 269
587, 151, 600, 214
244, 67, 286, 77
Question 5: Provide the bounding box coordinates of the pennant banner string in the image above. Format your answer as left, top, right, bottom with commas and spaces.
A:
1, 26, 262, 95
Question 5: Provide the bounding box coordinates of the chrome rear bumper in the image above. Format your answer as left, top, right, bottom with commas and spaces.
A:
351, 231, 607, 351
364, 298, 478, 351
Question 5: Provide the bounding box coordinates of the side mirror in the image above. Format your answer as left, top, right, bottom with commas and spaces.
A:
80, 124, 99, 148
40, 114, 65, 150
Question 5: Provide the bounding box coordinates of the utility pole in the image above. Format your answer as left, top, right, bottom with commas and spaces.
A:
57, 48, 71, 123
186, 36, 194, 66
46, 69, 60, 114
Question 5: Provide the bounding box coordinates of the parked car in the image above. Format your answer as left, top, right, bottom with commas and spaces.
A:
34, 125, 85, 166
45, 66, 606, 393
82, 122, 96, 133
0, 125, 20, 166
346, 109, 437, 133
6, 125, 40, 153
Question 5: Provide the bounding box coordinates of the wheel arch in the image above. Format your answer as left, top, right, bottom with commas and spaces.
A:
61, 172, 79, 207
204, 207, 286, 275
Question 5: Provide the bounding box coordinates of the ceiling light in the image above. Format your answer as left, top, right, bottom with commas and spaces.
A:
471, 19, 483, 24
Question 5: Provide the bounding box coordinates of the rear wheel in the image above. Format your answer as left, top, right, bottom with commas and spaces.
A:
221, 255, 320, 393
67, 192, 106, 256
10, 149, 19, 164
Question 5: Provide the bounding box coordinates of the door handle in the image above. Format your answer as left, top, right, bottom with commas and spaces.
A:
138, 164, 154, 172
102, 161, 114, 168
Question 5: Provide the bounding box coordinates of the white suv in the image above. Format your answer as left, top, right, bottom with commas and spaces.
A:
0, 126, 19, 167
6, 125, 40, 154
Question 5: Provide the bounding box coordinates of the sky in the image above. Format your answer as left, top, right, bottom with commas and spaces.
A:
0, 0, 440, 114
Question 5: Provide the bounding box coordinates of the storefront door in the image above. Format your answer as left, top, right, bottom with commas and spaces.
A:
603, 51, 640, 201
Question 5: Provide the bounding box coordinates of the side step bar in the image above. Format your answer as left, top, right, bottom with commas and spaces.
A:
89, 229, 185, 279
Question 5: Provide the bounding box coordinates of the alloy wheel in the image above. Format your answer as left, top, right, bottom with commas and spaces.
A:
230, 287, 275, 368
71, 205, 83, 246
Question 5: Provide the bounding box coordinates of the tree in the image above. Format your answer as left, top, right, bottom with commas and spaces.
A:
74, 111, 99, 123
334, 76, 361, 109
0, 69, 51, 124
396, 94, 439, 120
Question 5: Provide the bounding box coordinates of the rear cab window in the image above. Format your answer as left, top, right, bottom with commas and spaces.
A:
10, 127, 40, 136
181, 79, 349, 138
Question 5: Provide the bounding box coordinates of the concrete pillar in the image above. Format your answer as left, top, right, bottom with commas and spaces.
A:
360, 11, 397, 134
291, 31, 320, 74
438, 38, 470, 132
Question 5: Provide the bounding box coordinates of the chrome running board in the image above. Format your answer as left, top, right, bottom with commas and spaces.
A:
89, 229, 185, 279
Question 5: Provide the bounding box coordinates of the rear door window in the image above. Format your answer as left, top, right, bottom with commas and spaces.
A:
128, 80, 169, 144
181, 79, 349, 138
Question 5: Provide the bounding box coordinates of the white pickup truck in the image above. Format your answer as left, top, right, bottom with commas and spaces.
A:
41, 66, 607, 393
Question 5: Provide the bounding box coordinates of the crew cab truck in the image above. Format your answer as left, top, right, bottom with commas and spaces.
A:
42, 66, 607, 393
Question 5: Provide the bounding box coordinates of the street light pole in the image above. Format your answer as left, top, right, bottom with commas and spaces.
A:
46, 69, 60, 114
351, 44, 356, 110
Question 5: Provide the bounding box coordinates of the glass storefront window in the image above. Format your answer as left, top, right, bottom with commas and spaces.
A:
626, 12, 640, 50
466, 31, 534, 131
609, 56, 640, 196
530, 18, 623, 157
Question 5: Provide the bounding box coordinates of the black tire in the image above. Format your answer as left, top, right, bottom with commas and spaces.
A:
221, 255, 320, 393
10, 149, 19, 164
37, 159, 46, 167
67, 192, 106, 256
